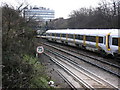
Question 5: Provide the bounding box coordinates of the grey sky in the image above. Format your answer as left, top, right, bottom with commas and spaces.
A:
0, 0, 112, 19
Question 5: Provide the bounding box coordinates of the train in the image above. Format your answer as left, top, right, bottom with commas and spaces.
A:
42, 29, 120, 57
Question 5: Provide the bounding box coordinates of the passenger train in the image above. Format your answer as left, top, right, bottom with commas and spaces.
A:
43, 29, 120, 57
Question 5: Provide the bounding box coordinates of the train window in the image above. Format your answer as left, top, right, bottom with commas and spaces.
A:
75, 34, 79, 39
46, 33, 50, 36
68, 34, 73, 39
56, 33, 60, 37
75, 35, 83, 40
52, 33, 54, 36
86, 36, 96, 42
104, 36, 106, 44
112, 38, 118, 46
99, 37, 103, 43
62, 34, 66, 37
79, 35, 83, 40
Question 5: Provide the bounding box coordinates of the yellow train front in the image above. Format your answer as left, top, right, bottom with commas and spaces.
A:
45, 29, 120, 57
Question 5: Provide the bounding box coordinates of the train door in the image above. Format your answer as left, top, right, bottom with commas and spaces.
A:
73, 34, 76, 44
106, 33, 111, 51
50, 33, 52, 40
118, 30, 120, 53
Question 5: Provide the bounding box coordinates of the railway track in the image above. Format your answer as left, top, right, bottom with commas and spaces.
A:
55, 69, 78, 90
48, 41, 120, 68
44, 50, 118, 89
37, 40, 120, 88
58, 43, 120, 66
42, 42, 120, 78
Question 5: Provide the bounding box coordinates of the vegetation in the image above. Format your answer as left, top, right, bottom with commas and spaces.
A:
48, 0, 120, 29
2, 4, 51, 88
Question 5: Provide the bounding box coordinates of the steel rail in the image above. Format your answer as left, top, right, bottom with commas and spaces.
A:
44, 52, 95, 90
57, 45, 120, 69
43, 42, 120, 69
56, 70, 77, 90
45, 49, 118, 89
42, 43, 120, 77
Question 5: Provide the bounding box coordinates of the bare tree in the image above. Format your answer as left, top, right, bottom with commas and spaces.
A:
68, 0, 119, 29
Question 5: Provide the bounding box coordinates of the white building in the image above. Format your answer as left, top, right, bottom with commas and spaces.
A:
24, 7, 55, 22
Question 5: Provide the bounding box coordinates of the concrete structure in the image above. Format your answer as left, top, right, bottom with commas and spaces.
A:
24, 6, 55, 22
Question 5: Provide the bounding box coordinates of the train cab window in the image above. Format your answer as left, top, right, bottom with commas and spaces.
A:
68, 34, 73, 39
99, 37, 103, 43
86, 36, 96, 42
112, 38, 118, 46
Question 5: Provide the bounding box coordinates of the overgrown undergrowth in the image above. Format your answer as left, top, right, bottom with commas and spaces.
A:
3, 39, 52, 88
2, 4, 53, 89
23, 54, 51, 88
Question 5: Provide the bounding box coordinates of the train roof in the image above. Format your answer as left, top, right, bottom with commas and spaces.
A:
46, 29, 120, 36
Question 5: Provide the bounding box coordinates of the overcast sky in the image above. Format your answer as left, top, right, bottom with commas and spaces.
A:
0, 0, 108, 19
